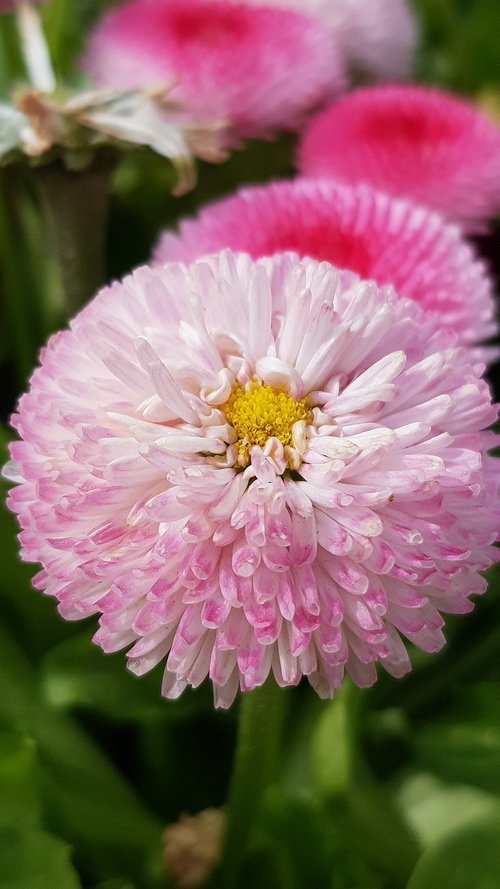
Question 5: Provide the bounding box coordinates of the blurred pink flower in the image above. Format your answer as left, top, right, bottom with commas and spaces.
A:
5, 252, 499, 707
297, 85, 500, 230
229, 0, 416, 81
81, 0, 344, 138
155, 179, 497, 355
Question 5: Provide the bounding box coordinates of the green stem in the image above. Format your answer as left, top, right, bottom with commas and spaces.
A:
34, 155, 115, 317
0, 168, 40, 388
218, 680, 289, 888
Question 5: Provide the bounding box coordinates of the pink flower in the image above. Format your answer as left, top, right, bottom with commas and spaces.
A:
229, 0, 416, 81
81, 0, 344, 138
155, 179, 497, 356
5, 251, 499, 707
297, 85, 500, 230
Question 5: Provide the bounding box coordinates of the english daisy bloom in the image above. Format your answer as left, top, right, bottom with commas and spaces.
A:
155, 179, 497, 355
5, 251, 499, 708
81, 0, 344, 139
297, 85, 500, 231
229, 0, 416, 81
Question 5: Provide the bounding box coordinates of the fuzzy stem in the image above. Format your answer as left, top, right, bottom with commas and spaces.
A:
35, 156, 114, 317
218, 681, 289, 887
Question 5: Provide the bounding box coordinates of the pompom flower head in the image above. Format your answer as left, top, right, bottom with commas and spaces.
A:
155, 179, 497, 354
297, 85, 500, 230
5, 251, 499, 708
81, 0, 344, 138
230, 0, 416, 81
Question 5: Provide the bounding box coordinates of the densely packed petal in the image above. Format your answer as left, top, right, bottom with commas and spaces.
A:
297, 85, 500, 230
5, 251, 499, 707
155, 179, 497, 355
229, 0, 416, 81
81, 0, 344, 138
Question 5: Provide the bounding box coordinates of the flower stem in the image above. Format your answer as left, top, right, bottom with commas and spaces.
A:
218, 680, 289, 888
0, 168, 42, 389
35, 155, 115, 317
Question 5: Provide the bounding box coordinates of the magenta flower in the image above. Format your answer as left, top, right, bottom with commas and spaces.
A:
81, 0, 344, 138
229, 0, 417, 81
155, 179, 497, 355
5, 252, 499, 707
297, 85, 500, 230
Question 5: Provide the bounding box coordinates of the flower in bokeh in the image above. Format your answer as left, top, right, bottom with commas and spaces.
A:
155, 179, 497, 355
229, 0, 416, 81
82, 0, 344, 139
5, 252, 499, 707
163, 809, 225, 888
297, 85, 500, 230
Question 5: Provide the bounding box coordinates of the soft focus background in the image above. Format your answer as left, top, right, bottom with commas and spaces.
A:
1, 2, 500, 888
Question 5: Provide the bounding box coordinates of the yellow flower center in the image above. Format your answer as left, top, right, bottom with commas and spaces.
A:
223, 383, 310, 467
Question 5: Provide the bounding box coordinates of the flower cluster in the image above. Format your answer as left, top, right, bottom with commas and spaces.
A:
3, 0, 500, 716
82, 0, 344, 138
298, 85, 500, 230
230, 0, 417, 81
5, 252, 499, 707
155, 178, 497, 355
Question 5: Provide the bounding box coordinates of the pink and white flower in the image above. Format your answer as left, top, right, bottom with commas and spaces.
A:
81, 0, 344, 138
297, 85, 500, 231
155, 179, 497, 356
229, 0, 417, 81
5, 251, 499, 707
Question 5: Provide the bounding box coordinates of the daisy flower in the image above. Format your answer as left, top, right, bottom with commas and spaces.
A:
155, 179, 497, 355
229, 0, 417, 81
81, 0, 344, 139
5, 251, 499, 707
297, 85, 500, 230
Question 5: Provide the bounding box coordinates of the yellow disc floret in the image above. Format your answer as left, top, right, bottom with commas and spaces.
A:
223, 383, 310, 467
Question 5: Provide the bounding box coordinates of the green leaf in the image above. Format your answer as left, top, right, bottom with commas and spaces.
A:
413, 682, 500, 794
256, 788, 334, 889
397, 773, 500, 848
0, 622, 162, 882
407, 818, 500, 889
339, 770, 420, 886
92, 882, 136, 889
0, 732, 40, 830
0, 827, 82, 889
41, 631, 166, 721
41, 629, 212, 723
93, 879, 135, 889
